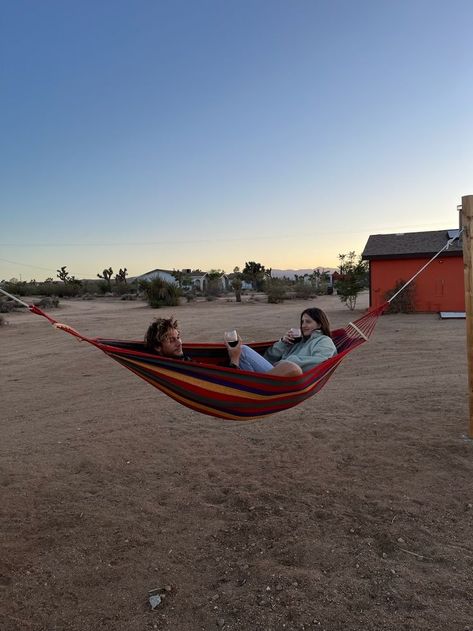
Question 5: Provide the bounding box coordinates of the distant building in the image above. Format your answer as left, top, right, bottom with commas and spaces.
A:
188, 271, 229, 293
133, 269, 177, 285
132, 268, 230, 293
362, 229, 463, 312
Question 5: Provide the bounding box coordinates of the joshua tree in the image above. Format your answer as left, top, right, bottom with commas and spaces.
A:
171, 269, 191, 289
242, 261, 267, 291
56, 266, 81, 285
205, 269, 225, 296
115, 268, 128, 284
57, 266, 71, 283
97, 267, 113, 291
309, 268, 330, 295
231, 267, 243, 302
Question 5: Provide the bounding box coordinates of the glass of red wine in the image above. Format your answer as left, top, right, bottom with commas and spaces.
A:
224, 329, 239, 347
290, 327, 302, 343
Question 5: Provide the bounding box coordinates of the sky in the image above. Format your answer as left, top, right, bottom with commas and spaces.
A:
1, 0, 472, 281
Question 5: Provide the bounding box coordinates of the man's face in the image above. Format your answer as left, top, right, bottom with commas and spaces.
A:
158, 328, 183, 358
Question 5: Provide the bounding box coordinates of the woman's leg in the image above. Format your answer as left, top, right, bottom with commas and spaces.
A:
238, 345, 274, 372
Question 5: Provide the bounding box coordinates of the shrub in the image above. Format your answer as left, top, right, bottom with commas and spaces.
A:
34, 296, 60, 309
2, 280, 29, 296
139, 278, 180, 308
113, 282, 136, 297
0, 299, 19, 313
120, 293, 137, 301
384, 280, 416, 313
266, 278, 287, 303
0, 314, 5, 326
40, 281, 82, 298
335, 251, 368, 310
294, 282, 316, 299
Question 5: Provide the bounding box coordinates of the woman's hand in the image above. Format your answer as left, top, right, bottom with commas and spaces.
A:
224, 335, 242, 366
281, 330, 296, 345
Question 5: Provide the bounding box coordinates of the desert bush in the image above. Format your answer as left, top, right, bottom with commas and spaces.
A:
94, 280, 110, 295
113, 282, 136, 296
36, 281, 57, 296
384, 280, 416, 313
139, 278, 180, 308
0, 299, 17, 313
39, 281, 82, 298
2, 280, 29, 296
294, 282, 316, 299
266, 278, 287, 303
335, 251, 368, 310
2, 278, 87, 299
34, 296, 59, 309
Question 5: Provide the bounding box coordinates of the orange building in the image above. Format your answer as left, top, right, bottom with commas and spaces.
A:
362, 229, 464, 313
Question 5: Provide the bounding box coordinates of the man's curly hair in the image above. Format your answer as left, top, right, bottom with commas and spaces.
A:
145, 316, 179, 351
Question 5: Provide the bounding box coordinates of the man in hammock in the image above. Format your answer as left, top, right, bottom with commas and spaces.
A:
145, 317, 190, 360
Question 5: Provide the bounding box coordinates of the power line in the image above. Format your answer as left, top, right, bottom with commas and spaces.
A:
0, 221, 455, 248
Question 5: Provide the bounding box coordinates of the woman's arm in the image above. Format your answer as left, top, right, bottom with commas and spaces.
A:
285, 335, 337, 372
263, 338, 289, 365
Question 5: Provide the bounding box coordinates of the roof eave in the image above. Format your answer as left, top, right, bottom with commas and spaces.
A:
362, 250, 462, 261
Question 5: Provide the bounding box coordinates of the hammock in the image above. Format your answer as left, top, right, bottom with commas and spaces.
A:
24, 302, 388, 420
2, 231, 460, 420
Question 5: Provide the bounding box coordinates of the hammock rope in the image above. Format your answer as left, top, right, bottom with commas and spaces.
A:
0, 231, 459, 420
387, 229, 463, 303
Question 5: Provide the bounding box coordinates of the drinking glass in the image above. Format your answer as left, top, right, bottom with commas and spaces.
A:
224, 329, 239, 347
290, 327, 302, 343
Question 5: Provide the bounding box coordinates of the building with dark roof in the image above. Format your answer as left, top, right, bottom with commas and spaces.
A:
362, 229, 464, 312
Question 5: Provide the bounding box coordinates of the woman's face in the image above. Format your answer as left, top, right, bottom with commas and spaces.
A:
301, 313, 320, 337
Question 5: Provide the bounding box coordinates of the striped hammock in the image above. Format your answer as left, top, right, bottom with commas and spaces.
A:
29, 303, 387, 421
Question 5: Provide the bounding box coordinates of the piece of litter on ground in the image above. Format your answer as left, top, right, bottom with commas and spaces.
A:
149, 593, 162, 609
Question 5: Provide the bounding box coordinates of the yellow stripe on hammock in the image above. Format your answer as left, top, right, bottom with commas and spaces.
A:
119, 355, 342, 402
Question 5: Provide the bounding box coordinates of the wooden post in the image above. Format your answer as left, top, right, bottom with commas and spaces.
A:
461, 195, 473, 438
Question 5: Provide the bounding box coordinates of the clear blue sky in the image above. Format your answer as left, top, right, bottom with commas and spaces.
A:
1, 0, 471, 281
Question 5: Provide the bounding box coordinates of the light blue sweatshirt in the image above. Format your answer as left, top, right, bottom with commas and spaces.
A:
264, 330, 337, 372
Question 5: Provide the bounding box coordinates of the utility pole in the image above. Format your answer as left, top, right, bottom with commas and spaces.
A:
461, 194, 473, 438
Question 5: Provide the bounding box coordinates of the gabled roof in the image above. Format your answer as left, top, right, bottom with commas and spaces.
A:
362, 229, 462, 260
138, 268, 175, 276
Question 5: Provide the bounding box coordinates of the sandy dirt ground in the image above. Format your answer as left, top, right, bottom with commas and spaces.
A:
1, 293, 472, 631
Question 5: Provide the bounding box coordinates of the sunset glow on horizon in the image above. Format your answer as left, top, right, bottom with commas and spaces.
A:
1, 1, 471, 281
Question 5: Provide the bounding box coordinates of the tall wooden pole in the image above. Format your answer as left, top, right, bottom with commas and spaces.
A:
461, 195, 473, 438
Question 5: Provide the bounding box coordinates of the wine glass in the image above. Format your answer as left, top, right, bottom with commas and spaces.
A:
224, 329, 238, 347
290, 327, 302, 343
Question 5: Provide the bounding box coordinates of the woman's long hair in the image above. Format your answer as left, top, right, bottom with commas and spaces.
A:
300, 307, 332, 338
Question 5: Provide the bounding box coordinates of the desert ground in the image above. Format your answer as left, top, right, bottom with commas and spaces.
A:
1, 293, 472, 631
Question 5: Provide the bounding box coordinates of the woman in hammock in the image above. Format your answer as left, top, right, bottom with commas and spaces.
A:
225, 307, 337, 376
